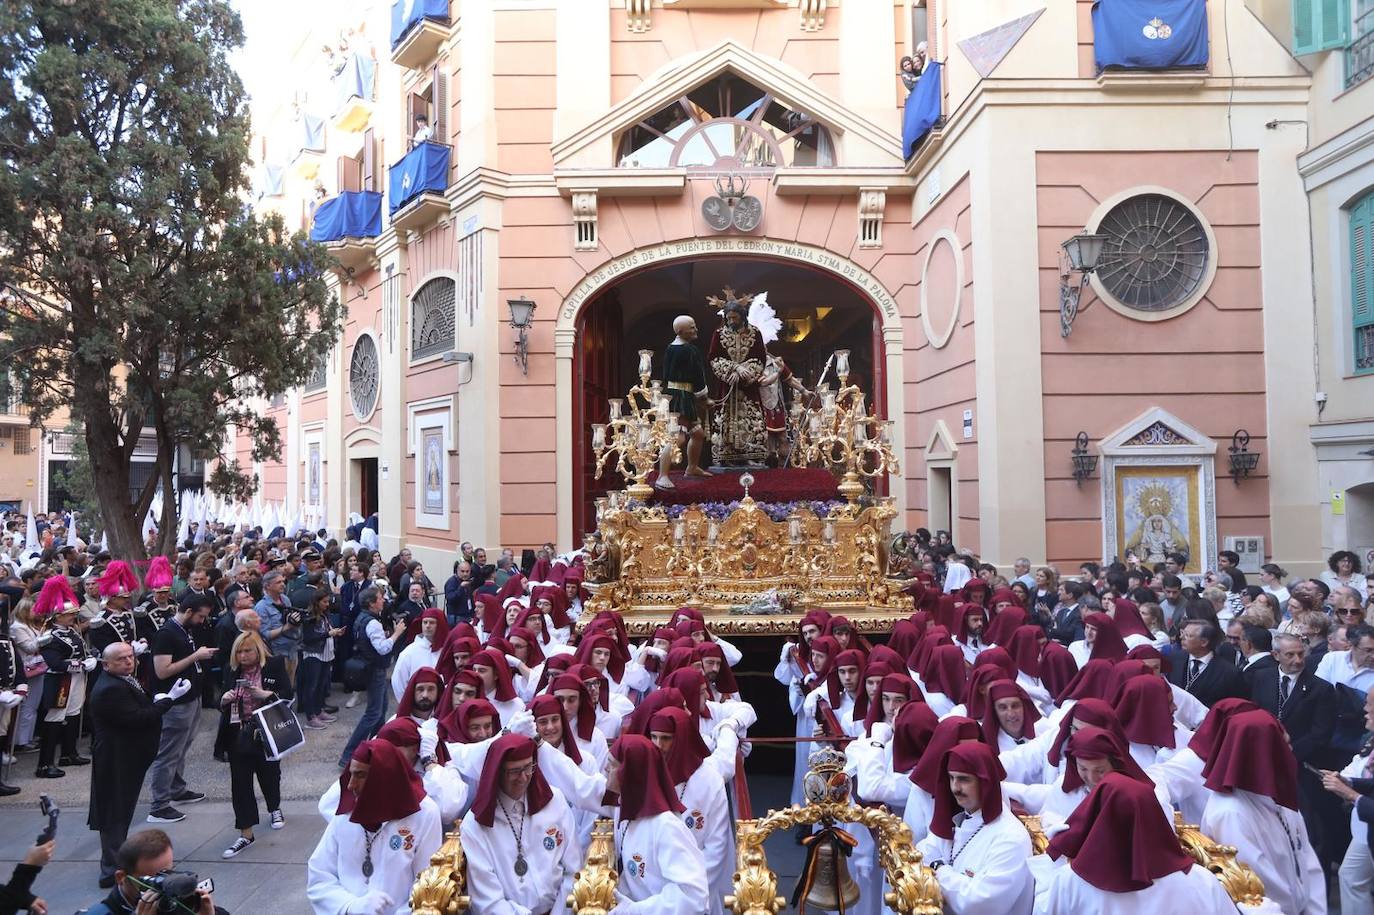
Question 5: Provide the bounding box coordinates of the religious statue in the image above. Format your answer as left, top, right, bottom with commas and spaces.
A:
707, 289, 769, 466
655, 315, 713, 489
1124, 482, 1191, 565
758, 353, 809, 467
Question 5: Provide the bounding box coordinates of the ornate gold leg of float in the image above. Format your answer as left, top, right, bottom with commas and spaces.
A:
409, 826, 470, 915
1173, 812, 1267, 906
569, 818, 620, 915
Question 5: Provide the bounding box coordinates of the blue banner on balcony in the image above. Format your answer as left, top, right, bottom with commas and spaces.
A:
310, 191, 383, 243
901, 61, 942, 159
388, 142, 450, 215
297, 114, 326, 155
391, 0, 449, 49
1093, 0, 1208, 71
335, 54, 376, 109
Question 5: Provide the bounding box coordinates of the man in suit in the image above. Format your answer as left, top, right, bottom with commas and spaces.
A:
1253, 633, 1345, 871
1048, 581, 1086, 646
1167, 619, 1249, 707
1237, 623, 1278, 685
87, 642, 191, 887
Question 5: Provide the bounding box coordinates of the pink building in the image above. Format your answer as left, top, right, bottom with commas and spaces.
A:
245, 0, 1330, 580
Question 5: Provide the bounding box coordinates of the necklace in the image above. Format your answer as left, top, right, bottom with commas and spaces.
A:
361, 828, 380, 881
949, 820, 986, 866
497, 795, 529, 876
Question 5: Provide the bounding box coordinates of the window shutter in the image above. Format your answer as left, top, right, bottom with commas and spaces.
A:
1294, 0, 1351, 53
1352, 192, 1374, 372
431, 64, 448, 144
338, 155, 361, 193
362, 128, 376, 192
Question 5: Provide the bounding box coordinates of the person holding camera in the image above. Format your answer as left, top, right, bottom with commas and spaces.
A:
338, 586, 406, 768
298, 589, 343, 731
253, 571, 301, 682
219, 631, 292, 857
0, 838, 53, 915
86, 829, 225, 915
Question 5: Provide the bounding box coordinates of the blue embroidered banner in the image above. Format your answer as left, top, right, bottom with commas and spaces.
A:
388, 142, 450, 215
310, 191, 383, 243
334, 54, 376, 109
391, 0, 450, 49
1092, 0, 1209, 72
901, 61, 942, 159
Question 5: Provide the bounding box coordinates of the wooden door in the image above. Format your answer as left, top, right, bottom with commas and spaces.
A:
574, 291, 623, 539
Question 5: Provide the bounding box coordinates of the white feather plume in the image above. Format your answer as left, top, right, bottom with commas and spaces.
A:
747, 292, 781, 345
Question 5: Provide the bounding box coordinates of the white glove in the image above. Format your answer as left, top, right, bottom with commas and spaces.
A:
82, 656, 98, 672
507, 708, 536, 738
779, 641, 796, 663
132, 638, 149, 657
346, 891, 393, 915
167, 678, 194, 701
0, 690, 21, 709
640, 645, 666, 661
418, 727, 439, 761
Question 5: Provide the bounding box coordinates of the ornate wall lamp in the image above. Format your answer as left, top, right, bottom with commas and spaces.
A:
508, 296, 536, 375
1059, 232, 1108, 338
1070, 431, 1098, 484
1227, 429, 1260, 483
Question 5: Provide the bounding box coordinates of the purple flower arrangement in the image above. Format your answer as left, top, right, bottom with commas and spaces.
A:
660, 499, 848, 521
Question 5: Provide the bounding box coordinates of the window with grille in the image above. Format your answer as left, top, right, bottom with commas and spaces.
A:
350, 333, 381, 420
411, 277, 456, 360
13, 429, 32, 455
304, 349, 328, 392
1351, 190, 1374, 374
1093, 194, 1210, 313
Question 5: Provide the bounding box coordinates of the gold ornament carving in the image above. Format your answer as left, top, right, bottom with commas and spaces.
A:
568, 818, 619, 915
408, 827, 470, 915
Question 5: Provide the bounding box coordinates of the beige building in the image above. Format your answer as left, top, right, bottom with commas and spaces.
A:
240, 0, 1370, 580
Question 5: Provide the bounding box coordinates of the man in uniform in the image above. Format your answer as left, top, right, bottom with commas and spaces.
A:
87, 562, 148, 680
34, 575, 96, 778
656, 314, 713, 489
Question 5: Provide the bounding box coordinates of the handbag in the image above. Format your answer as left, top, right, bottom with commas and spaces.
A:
252, 698, 306, 761
23, 657, 48, 679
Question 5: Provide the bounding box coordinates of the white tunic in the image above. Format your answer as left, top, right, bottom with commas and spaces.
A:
615, 811, 710, 915
678, 759, 733, 915
462, 789, 581, 915
1145, 747, 1207, 826
306, 797, 443, 915
389, 636, 440, 702
1004, 773, 1172, 836
902, 782, 935, 844
1042, 860, 1241, 913
1201, 788, 1327, 915
915, 802, 1035, 915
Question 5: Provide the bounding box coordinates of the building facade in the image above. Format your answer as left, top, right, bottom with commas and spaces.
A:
242, 0, 1364, 579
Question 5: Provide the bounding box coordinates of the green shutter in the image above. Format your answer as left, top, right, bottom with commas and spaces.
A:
1352, 192, 1374, 373
1294, 0, 1352, 53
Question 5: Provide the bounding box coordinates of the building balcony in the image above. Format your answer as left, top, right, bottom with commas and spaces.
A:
310, 191, 383, 274
0, 399, 29, 423
291, 114, 327, 180
390, 0, 451, 71
389, 141, 450, 236
1347, 12, 1374, 90
331, 54, 377, 134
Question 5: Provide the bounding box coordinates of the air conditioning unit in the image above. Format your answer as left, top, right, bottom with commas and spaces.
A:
1223, 536, 1265, 574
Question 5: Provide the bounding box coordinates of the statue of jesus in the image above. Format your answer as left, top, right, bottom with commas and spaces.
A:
707, 292, 768, 466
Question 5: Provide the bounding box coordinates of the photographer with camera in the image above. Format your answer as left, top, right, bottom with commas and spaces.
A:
337, 586, 406, 767
86, 830, 224, 915
252, 571, 301, 682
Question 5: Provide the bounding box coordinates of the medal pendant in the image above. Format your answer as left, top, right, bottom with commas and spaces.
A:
362, 856, 374, 879
514, 856, 528, 876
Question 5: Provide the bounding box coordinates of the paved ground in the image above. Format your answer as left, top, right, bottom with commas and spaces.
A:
0, 696, 808, 914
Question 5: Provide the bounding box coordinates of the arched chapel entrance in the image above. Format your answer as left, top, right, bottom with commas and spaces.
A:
559, 244, 905, 540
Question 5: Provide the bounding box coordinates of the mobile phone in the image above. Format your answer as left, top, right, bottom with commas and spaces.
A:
37, 794, 59, 844
1303, 762, 1332, 779
236, 679, 249, 695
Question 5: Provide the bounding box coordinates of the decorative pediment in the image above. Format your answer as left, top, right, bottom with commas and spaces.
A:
551, 40, 903, 170
1099, 407, 1216, 457
924, 420, 959, 461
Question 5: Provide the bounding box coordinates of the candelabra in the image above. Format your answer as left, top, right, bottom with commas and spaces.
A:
591, 349, 683, 501
790, 349, 900, 502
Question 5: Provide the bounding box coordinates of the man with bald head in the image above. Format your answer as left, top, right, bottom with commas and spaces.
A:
87, 642, 191, 887
656, 314, 712, 488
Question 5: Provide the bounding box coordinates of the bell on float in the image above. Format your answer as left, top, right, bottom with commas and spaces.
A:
800, 840, 861, 912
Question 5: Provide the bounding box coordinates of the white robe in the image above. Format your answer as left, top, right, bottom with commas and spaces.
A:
306, 797, 443, 915
597, 693, 633, 739
1042, 860, 1241, 913
614, 811, 710, 915
317, 763, 469, 826
1146, 747, 1207, 826
489, 696, 525, 726
535, 742, 607, 865
462, 789, 581, 915
389, 636, 440, 702
1068, 640, 1092, 668
1004, 772, 1172, 836
1201, 788, 1327, 915
678, 754, 734, 915
777, 651, 818, 806
992, 719, 1054, 754
959, 637, 986, 665
902, 781, 935, 844
915, 802, 1035, 915
1126, 723, 1193, 770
